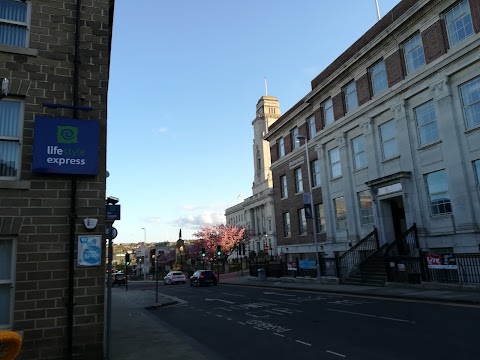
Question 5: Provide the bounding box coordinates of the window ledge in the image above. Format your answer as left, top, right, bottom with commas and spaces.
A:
418, 139, 442, 151
0, 44, 38, 56
353, 167, 368, 174
330, 176, 342, 182
0, 180, 31, 190
381, 155, 400, 164
464, 124, 480, 135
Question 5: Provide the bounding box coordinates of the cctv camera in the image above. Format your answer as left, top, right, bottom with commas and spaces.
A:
106, 196, 119, 205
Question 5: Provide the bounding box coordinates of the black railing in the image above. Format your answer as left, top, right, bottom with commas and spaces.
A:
336, 228, 378, 278
249, 261, 285, 278
423, 253, 480, 284
385, 223, 418, 257
386, 255, 424, 283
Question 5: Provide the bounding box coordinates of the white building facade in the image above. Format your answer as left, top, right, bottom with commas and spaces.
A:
266, 0, 480, 264
226, 96, 281, 259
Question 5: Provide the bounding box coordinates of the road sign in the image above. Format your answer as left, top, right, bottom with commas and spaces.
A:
106, 205, 121, 220
106, 226, 118, 240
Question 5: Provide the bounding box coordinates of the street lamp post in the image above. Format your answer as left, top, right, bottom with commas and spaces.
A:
297, 135, 322, 283
141, 228, 146, 280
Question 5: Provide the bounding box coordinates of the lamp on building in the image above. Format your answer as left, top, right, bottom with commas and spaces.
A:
0, 78, 10, 100
297, 135, 322, 283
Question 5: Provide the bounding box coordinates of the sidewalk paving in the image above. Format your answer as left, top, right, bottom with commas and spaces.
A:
111, 273, 480, 360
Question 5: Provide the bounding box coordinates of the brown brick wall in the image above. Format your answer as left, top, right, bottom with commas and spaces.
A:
299, 123, 307, 142
0, 1, 112, 359
356, 73, 371, 106
470, 0, 480, 33
270, 143, 279, 163
284, 134, 292, 155
272, 151, 324, 250
385, 49, 405, 87
314, 108, 323, 132
332, 92, 345, 121
422, 20, 448, 64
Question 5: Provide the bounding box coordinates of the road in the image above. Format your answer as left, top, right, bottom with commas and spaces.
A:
127, 281, 480, 360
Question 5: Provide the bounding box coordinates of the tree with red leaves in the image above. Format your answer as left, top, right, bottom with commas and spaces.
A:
191, 224, 251, 260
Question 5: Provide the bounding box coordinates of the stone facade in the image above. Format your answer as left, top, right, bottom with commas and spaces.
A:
265, 0, 480, 263
0, 1, 114, 359
225, 96, 280, 258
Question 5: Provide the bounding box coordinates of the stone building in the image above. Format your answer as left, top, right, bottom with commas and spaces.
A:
265, 0, 480, 270
225, 95, 281, 259
0, 0, 114, 359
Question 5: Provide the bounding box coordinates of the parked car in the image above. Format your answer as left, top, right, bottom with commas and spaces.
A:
164, 271, 186, 285
189, 270, 217, 287
112, 272, 126, 286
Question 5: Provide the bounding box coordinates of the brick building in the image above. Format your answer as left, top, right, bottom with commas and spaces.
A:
265, 0, 480, 274
0, 0, 114, 359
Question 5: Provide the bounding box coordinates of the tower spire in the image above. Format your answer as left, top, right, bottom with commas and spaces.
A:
264, 77, 268, 96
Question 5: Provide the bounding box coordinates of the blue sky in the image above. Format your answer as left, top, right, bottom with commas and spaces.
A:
107, 0, 401, 244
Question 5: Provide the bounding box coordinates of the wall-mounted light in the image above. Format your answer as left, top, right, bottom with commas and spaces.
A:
1, 78, 10, 100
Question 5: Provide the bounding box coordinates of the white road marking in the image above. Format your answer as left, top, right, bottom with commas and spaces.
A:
259, 298, 300, 305
263, 291, 296, 297
237, 322, 246, 325
215, 314, 223, 318
206, 312, 212, 315
205, 298, 235, 304
328, 309, 415, 323
253, 327, 264, 330
214, 307, 233, 312
273, 333, 285, 337
327, 309, 376, 318
295, 340, 312, 346
222, 292, 246, 297
379, 316, 416, 324
326, 350, 346, 357
225, 318, 232, 321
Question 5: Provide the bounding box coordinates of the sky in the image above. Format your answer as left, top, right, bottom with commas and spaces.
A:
107, 0, 401, 244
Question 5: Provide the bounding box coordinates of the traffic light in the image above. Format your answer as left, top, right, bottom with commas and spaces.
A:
217, 245, 221, 256
125, 252, 130, 265
201, 247, 206, 257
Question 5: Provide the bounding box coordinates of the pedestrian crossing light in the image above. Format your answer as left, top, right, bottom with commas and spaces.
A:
217, 245, 221, 256
201, 247, 206, 257
125, 252, 130, 265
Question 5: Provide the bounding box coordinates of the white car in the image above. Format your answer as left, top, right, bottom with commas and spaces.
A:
164, 271, 186, 285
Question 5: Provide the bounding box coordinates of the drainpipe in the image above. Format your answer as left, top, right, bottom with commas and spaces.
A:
67, 1, 81, 359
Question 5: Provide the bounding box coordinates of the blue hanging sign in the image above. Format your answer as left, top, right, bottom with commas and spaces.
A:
32, 116, 100, 175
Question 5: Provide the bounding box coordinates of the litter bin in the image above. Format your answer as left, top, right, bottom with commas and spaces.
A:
257, 268, 266, 281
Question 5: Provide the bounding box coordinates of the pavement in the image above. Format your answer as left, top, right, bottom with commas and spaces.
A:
110, 272, 480, 360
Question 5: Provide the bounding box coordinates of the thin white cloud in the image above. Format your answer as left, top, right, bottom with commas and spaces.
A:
153, 127, 168, 135
173, 211, 225, 228
143, 217, 163, 224
302, 66, 320, 77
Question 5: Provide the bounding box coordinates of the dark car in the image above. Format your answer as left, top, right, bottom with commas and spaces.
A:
112, 272, 126, 286
190, 270, 217, 287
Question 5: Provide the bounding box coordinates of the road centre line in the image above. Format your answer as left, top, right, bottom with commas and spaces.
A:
237, 322, 246, 325
379, 316, 416, 323
253, 327, 264, 331
327, 309, 376, 318
326, 350, 346, 358
327, 309, 415, 323
273, 333, 285, 337
295, 340, 312, 346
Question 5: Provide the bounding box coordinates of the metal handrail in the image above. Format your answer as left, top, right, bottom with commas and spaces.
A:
337, 228, 378, 278
385, 223, 418, 257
